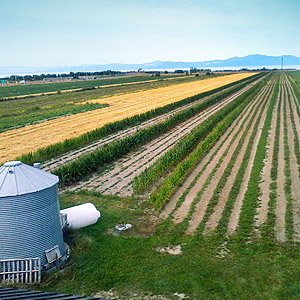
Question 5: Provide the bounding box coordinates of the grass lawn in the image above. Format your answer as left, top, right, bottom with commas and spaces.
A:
39, 191, 300, 300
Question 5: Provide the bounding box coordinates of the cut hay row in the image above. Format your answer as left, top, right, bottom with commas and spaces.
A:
0, 73, 255, 162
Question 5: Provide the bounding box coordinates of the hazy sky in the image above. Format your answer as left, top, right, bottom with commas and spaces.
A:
0, 0, 299, 66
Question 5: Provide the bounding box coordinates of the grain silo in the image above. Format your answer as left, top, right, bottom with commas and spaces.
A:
0, 161, 68, 283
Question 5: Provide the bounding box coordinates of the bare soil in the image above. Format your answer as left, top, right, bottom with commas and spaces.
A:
255, 88, 279, 229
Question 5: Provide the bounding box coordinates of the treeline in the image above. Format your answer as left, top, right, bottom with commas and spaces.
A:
1, 70, 122, 82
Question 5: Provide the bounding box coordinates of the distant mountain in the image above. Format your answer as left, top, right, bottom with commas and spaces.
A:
1, 54, 300, 76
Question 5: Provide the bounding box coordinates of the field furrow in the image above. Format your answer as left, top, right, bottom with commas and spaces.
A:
226, 81, 275, 236
204, 90, 269, 232
159, 96, 259, 220
274, 84, 286, 242
255, 86, 279, 229
285, 79, 300, 241
174, 92, 263, 225
186, 82, 273, 235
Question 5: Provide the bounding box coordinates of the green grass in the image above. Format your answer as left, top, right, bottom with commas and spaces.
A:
0, 74, 191, 98
289, 70, 300, 91
37, 191, 300, 299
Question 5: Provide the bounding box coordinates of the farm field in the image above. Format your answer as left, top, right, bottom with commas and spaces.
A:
289, 70, 300, 89
0, 72, 254, 163
0, 73, 214, 133
0, 73, 190, 99
36, 70, 300, 299
66, 77, 262, 195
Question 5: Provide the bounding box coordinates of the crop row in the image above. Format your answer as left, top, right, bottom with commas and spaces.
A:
18, 73, 263, 165
53, 75, 264, 186
133, 75, 269, 198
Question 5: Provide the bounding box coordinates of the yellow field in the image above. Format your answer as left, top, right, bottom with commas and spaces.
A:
0, 73, 255, 163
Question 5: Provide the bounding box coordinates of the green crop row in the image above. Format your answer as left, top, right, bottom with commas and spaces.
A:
283, 85, 294, 241
236, 77, 279, 240
198, 90, 267, 235
146, 77, 269, 211
133, 75, 268, 196
19, 73, 263, 165
53, 74, 263, 186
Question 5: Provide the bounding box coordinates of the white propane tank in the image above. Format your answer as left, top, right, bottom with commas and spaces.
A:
61, 203, 100, 229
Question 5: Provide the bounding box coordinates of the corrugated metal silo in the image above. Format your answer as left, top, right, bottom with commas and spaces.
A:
0, 161, 67, 270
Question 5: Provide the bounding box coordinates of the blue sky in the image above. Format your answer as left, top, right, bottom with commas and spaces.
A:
0, 0, 299, 66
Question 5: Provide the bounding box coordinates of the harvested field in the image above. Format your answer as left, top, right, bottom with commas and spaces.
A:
0, 73, 254, 162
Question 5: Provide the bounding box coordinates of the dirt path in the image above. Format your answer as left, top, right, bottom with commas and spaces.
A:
227, 81, 275, 236
186, 82, 273, 234
66, 84, 256, 195
285, 77, 300, 241
173, 86, 265, 225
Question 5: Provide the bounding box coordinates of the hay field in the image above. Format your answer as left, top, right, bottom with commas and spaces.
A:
0, 73, 255, 163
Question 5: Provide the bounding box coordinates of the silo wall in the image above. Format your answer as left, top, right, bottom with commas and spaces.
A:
0, 184, 65, 266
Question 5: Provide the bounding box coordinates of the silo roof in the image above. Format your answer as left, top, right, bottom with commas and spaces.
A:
0, 161, 59, 197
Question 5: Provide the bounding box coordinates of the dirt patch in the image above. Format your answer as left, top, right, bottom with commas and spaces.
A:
156, 245, 182, 255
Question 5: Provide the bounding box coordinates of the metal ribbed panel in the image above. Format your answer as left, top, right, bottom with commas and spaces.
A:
0, 287, 104, 299
0, 185, 65, 266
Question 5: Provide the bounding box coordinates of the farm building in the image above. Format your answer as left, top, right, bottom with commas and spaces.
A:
0, 161, 69, 283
